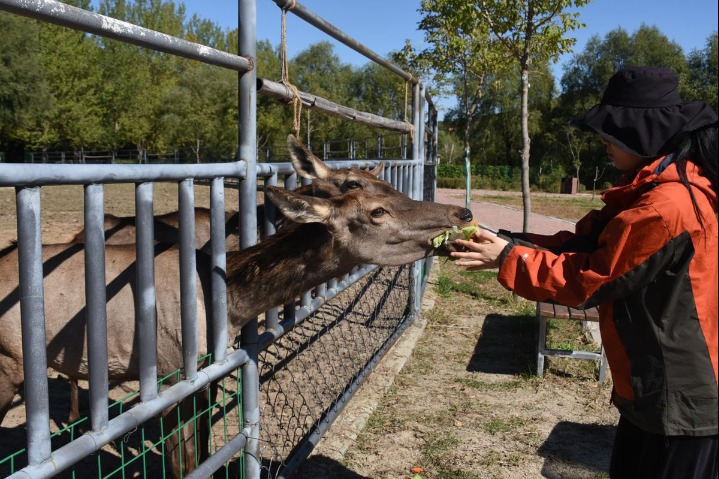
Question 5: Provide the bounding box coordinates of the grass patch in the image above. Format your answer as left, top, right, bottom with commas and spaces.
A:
454, 376, 534, 392
421, 431, 460, 462
485, 416, 529, 435
435, 266, 515, 307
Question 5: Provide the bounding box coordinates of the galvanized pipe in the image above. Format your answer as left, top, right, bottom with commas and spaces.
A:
263, 174, 281, 333
83, 184, 109, 430
258, 78, 412, 133
15, 186, 52, 466
238, 1, 262, 478
271, 0, 416, 84
210, 178, 229, 363
135, 182, 158, 403
179, 179, 198, 380
183, 427, 251, 479
0, 162, 247, 187
0, 0, 252, 73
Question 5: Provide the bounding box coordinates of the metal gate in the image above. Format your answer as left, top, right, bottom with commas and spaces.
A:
0, 1, 439, 478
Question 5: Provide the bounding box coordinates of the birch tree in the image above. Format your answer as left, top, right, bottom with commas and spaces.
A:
476, 0, 590, 231
413, 0, 507, 208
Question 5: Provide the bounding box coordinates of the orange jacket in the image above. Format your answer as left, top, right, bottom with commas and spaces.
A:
497, 156, 718, 436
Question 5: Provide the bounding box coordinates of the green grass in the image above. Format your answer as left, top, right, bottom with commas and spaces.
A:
436, 267, 516, 308
454, 376, 535, 392
485, 416, 529, 435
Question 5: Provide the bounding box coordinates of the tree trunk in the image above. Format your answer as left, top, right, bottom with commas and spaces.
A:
520, 66, 532, 233
463, 120, 472, 209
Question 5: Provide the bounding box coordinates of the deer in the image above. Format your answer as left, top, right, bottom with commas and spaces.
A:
0, 182, 474, 477
62, 134, 400, 423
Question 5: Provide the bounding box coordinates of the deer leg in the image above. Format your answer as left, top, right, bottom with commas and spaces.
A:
68, 378, 80, 424
0, 359, 23, 426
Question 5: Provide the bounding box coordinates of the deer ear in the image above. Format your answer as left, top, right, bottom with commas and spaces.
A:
265, 186, 332, 224
369, 162, 384, 178
287, 134, 332, 180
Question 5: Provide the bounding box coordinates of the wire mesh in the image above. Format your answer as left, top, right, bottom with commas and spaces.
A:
0, 360, 244, 479
257, 265, 411, 478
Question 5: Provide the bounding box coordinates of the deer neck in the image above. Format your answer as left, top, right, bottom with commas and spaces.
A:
225, 223, 352, 329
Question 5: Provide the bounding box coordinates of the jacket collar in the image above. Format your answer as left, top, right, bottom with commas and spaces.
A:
601, 156, 718, 213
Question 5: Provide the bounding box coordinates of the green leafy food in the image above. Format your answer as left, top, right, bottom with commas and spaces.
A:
432, 225, 479, 248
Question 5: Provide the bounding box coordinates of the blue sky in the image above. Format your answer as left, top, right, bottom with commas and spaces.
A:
179, 0, 717, 74
90, 0, 718, 114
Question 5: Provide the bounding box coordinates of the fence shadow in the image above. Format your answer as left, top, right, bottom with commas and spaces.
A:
295, 454, 373, 479
466, 313, 536, 375
538, 421, 614, 478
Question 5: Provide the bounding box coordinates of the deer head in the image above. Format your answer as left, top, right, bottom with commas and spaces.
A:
264, 185, 474, 266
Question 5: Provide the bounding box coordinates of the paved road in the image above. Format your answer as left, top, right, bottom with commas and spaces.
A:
435, 188, 577, 235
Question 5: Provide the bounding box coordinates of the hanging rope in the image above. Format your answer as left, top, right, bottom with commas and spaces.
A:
403, 78, 415, 141
280, 0, 302, 137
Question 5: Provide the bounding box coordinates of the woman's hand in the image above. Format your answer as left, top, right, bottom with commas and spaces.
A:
450, 228, 509, 270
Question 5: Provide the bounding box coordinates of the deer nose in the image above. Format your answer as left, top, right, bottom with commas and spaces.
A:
459, 208, 473, 223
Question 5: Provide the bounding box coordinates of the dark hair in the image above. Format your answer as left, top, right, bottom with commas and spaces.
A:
672, 124, 718, 226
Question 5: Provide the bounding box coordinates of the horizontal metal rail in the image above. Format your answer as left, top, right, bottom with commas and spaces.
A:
271, 0, 416, 84
0, 161, 246, 186
258, 78, 412, 133
0, 0, 252, 73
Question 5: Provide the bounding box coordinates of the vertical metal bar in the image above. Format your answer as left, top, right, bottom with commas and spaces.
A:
409, 82, 422, 323
15, 186, 51, 465
264, 174, 278, 237
285, 172, 297, 191
417, 84, 426, 198
84, 183, 109, 429
135, 182, 158, 402
179, 179, 198, 380
263, 174, 280, 332
210, 178, 228, 363
239, 0, 261, 478
412, 82, 421, 200
301, 291, 312, 308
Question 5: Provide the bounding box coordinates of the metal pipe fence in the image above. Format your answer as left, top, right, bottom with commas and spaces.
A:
0, 1, 440, 478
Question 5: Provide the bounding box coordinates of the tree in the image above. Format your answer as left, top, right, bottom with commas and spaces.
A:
475, 0, 591, 231
686, 32, 718, 111
413, 0, 507, 208
158, 64, 237, 162
0, 11, 51, 158
38, 0, 105, 154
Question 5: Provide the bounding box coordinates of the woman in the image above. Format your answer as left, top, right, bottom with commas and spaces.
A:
451, 66, 718, 478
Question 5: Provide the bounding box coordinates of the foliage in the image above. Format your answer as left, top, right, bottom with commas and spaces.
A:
0, 1, 716, 177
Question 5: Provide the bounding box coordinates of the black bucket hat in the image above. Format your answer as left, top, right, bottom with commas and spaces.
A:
572, 66, 718, 158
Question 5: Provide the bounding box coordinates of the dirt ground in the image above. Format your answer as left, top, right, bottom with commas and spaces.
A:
0, 184, 618, 479
296, 261, 618, 479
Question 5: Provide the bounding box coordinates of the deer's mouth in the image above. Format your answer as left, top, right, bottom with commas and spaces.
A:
429, 222, 479, 255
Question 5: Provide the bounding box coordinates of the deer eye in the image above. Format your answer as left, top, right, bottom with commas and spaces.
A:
346, 180, 362, 190
370, 207, 387, 218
